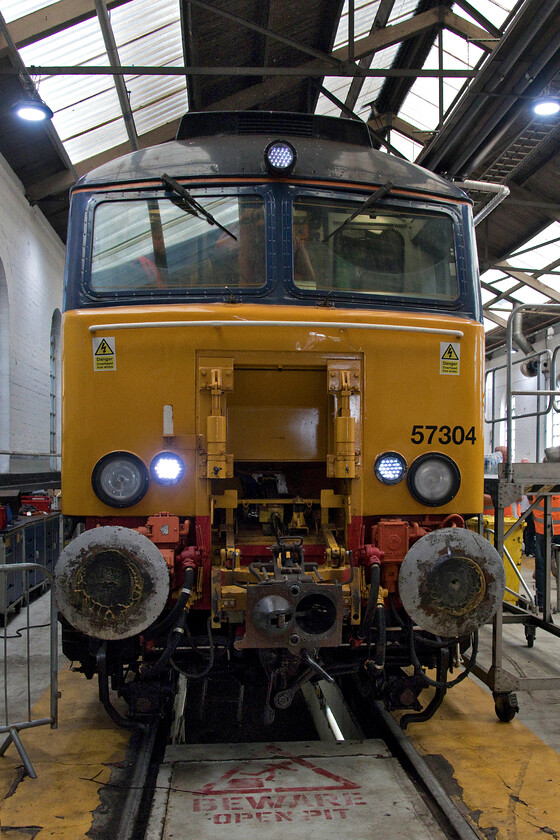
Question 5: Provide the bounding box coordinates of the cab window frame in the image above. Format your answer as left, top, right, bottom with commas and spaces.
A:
81, 185, 274, 302
284, 188, 468, 311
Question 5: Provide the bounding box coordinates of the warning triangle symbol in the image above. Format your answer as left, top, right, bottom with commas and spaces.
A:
196, 750, 360, 795
441, 344, 459, 361
95, 339, 114, 356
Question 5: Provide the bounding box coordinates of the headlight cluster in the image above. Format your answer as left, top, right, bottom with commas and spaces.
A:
375, 450, 460, 507
264, 140, 297, 175
92, 451, 185, 507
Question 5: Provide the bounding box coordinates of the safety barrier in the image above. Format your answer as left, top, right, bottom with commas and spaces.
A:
0, 563, 58, 778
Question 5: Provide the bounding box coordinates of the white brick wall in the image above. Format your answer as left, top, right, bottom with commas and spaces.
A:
0, 152, 65, 474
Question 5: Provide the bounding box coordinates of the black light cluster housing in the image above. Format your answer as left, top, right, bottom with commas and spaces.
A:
264, 140, 297, 175
92, 450, 185, 507
375, 450, 461, 507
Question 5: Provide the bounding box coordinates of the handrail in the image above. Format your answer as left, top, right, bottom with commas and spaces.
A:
505, 303, 560, 476
88, 319, 464, 338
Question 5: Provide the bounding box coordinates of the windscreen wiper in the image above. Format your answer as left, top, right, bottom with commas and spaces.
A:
161, 173, 238, 241
323, 181, 394, 242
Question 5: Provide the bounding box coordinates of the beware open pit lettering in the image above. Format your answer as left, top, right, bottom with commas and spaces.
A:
194, 790, 367, 824
191, 752, 366, 826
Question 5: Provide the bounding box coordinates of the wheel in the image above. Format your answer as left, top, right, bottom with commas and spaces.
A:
525, 624, 536, 648
493, 691, 519, 722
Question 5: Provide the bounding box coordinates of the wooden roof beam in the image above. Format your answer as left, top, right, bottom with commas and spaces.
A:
333, 7, 496, 62
367, 113, 434, 145
496, 261, 560, 304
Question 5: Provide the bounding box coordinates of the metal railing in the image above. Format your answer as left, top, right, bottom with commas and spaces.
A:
505, 302, 560, 471
0, 563, 58, 778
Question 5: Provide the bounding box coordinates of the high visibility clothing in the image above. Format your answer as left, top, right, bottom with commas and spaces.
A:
483, 497, 520, 518
533, 495, 560, 535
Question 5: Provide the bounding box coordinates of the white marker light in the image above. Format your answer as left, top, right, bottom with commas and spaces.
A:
264, 140, 297, 175
150, 452, 185, 485
374, 452, 407, 485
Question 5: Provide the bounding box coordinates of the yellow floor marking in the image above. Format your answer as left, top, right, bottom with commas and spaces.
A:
404, 677, 560, 840
0, 667, 130, 840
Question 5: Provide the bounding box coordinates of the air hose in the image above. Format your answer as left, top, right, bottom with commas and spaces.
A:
140, 610, 187, 681
140, 567, 196, 680
143, 567, 196, 641
408, 621, 479, 689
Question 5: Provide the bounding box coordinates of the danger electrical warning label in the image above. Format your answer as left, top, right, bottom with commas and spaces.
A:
440, 341, 460, 375
93, 336, 116, 371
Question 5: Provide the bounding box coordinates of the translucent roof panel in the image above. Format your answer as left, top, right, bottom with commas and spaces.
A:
509, 222, 560, 270
452, 0, 519, 31
133, 88, 188, 137
14, 0, 186, 166
399, 31, 484, 142
53, 86, 125, 146
0, 0, 58, 23
315, 76, 354, 116
510, 286, 554, 305
387, 0, 421, 25
481, 268, 509, 284
484, 317, 500, 331
481, 287, 497, 305
331, 0, 382, 49
385, 129, 422, 161
316, 0, 416, 119
489, 277, 518, 294
64, 117, 129, 164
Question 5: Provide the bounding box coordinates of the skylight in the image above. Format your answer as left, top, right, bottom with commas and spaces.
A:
14, 0, 187, 165
315, 0, 518, 163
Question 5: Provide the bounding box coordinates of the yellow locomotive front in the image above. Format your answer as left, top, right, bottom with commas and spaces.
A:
55, 113, 504, 726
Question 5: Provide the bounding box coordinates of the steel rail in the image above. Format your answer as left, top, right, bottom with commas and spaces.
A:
370, 699, 483, 840
305, 680, 483, 840
115, 721, 161, 840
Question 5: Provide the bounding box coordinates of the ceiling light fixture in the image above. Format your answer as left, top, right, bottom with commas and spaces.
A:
533, 98, 560, 117
12, 99, 53, 122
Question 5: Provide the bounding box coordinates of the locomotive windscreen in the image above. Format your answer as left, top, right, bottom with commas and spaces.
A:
293, 198, 458, 300
90, 195, 265, 291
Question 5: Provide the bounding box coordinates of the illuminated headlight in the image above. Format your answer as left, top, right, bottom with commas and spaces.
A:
375, 452, 407, 485
264, 140, 297, 175
150, 452, 185, 485
407, 453, 461, 507
92, 452, 149, 508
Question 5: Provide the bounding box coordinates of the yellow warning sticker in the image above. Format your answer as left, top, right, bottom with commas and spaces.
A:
440, 341, 460, 375
93, 336, 116, 371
